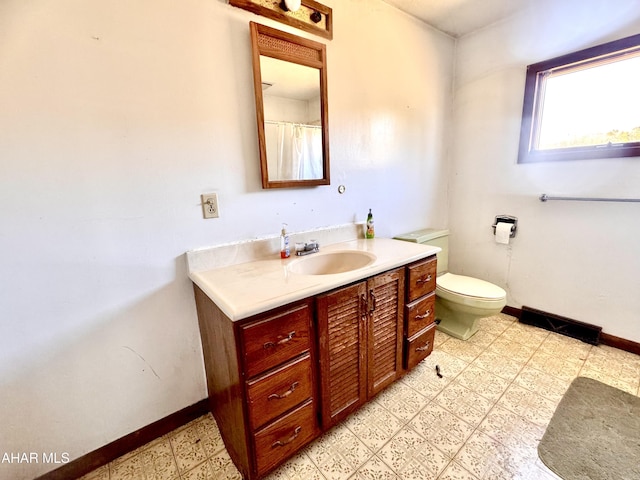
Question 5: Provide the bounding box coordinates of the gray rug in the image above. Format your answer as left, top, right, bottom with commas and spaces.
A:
538, 376, 640, 480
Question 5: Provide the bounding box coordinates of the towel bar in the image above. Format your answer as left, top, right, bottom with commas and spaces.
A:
540, 194, 640, 203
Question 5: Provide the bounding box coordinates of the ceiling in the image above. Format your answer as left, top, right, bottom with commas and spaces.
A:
381, 0, 530, 38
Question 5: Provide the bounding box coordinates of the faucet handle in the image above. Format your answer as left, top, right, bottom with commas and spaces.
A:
305, 240, 319, 251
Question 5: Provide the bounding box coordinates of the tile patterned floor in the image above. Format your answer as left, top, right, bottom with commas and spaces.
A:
80, 314, 640, 480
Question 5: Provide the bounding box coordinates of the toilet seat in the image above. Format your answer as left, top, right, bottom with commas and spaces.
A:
436, 272, 506, 308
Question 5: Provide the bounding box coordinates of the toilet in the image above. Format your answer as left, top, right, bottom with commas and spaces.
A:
395, 229, 507, 340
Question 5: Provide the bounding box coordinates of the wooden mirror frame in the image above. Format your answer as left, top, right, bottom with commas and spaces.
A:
250, 22, 330, 189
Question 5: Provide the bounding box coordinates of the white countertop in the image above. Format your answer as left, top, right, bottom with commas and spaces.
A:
189, 238, 440, 321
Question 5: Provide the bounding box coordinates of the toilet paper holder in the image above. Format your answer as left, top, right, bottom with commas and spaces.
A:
492, 215, 517, 238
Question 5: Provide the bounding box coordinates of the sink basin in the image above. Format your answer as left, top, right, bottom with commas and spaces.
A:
288, 250, 376, 275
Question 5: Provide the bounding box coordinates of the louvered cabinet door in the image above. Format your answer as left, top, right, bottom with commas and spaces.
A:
317, 281, 367, 428
367, 268, 404, 397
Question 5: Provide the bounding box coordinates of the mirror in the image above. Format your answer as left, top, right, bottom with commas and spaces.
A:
250, 22, 330, 188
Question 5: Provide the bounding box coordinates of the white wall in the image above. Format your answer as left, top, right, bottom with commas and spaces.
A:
449, 0, 640, 342
0, 0, 454, 477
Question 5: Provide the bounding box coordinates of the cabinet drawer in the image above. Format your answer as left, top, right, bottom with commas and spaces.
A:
407, 257, 437, 302
247, 353, 313, 430
253, 399, 318, 476
404, 323, 436, 370
405, 292, 435, 338
241, 303, 312, 378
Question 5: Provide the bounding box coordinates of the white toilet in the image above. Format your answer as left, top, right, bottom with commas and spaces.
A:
396, 229, 507, 340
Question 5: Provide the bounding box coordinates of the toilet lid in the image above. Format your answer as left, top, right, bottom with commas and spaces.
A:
437, 273, 506, 299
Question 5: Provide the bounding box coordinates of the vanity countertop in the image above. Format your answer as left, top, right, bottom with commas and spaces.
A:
189, 238, 440, 321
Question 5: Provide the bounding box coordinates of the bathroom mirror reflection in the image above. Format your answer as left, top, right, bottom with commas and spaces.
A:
250, 22, 330, 188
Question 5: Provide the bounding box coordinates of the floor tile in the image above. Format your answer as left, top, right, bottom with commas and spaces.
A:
79, 315, 640, 480
168, 422, 209, 474
344, 401, 404, 452
408, 402, 475, 458
207, 450, 242, 480
513, 365, 572, 403
537, 332, 592, 359
305, 424, 372, 480
470, 350, 524, 381
437, 461, 479, 480
453, 430, 511, 480
437, 337, 485, 364
527, 350, 584, 382
373, 382, 427, 422
500, 322, 549, 347
399, 363, 449, 400
494, 384, 558, 427
455, 363, 511, 403
433, 382, 493, 427
350, 455, 399, 480
377, 426, 449, 479
478, 404, 544, 450
418, 349, 470, 381
263, 452, 325, 480
487, 336, 536, 364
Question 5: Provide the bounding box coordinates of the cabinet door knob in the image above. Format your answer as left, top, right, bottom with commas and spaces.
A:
369, 289, 376, 313
263, 331, 296, 349
416, 341, 431, 352
415, 309, 431, 320
268, 382, 299, 400
271, 426, 302, 448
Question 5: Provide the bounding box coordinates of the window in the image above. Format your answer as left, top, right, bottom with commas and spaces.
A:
517, 33, 640, 163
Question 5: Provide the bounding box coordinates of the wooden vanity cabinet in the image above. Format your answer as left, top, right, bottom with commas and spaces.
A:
404, 256, 438, 369
192, 255, 437, 480
316, 268, 404, 428
193, 287, 319, 480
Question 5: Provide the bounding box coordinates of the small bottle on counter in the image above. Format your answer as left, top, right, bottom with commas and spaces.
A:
280, 224, 290, 258
366, 209, 375, 239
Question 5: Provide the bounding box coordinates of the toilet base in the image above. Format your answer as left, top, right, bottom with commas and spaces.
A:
436, 317, 480, 341
435, 296, 503, 341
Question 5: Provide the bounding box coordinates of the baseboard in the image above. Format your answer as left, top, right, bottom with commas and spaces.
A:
600, 332, 640, 356
35, 399, 209, 480
503, 305, 640, 355
501, 305, 522, 319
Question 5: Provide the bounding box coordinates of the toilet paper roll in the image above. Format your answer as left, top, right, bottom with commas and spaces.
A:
495, 222, 512, 245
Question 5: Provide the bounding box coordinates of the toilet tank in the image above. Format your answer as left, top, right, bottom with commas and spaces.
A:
394, 229, 449, 275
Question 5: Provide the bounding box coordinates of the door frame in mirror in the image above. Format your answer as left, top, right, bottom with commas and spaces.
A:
250, 22, 330, 189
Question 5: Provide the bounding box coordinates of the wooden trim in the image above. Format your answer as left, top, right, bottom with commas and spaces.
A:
35, 399, 209, 480
249, 22, 330, 189
501, 305, 522, 319
504, 305, 640, 356
230, 0, 333, 40
517, 33, 640, 164
600, 332, 640, 356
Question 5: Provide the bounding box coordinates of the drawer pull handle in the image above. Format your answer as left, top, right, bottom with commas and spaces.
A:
369, 289, 376, 313
416, 274, 432, 284
268, 382, 299, 400
263, 331, 296, 349
271, 426, 302, 448
415, 309, 431, 320
416, 341, 431, 352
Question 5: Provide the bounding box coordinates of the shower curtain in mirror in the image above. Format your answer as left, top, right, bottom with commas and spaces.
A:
265, 122, 322, 180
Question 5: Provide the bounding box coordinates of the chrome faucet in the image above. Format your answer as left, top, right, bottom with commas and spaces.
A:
295, 240, 319, 256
